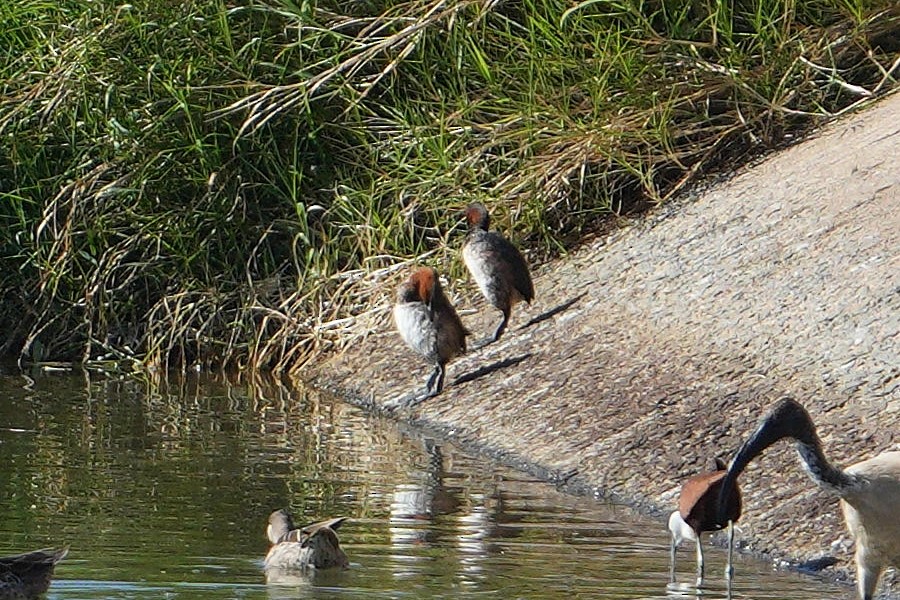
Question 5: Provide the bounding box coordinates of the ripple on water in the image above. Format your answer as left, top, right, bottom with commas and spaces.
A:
0, 372, 856, 599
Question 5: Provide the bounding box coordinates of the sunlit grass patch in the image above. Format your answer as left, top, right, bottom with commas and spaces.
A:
1, 0, 898, 372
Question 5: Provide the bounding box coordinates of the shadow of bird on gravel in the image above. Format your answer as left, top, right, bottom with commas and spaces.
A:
452, 353, 533, 386
522, 294, 584, 329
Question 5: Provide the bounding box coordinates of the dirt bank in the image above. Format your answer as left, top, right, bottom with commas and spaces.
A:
302, 92, 899, 591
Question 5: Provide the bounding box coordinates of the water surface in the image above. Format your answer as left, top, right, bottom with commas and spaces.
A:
0, 368, 851, 599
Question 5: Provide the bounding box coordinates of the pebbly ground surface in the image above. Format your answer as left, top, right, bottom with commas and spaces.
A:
301, 92, 900, 592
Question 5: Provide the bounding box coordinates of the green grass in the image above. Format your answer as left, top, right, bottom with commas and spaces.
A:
1, 0, 898, 372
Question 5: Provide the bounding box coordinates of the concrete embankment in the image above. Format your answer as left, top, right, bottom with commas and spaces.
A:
303, 93, 899, 589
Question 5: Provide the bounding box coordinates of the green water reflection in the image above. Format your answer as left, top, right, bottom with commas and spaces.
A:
0, 368, 851, 599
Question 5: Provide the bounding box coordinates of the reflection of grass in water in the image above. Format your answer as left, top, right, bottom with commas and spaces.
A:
0, 374, 857, 597
0, 374, 411, 575
1, 0, 898, 371
0, 372, 479, 589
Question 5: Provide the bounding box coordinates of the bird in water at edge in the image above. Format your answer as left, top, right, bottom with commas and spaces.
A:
717, 397, 900, 600
393, 266, 467, 406
668, 458, 742, 591
461, 202, 534, 346
264, 510, 349, 571
0, 548, 68, 600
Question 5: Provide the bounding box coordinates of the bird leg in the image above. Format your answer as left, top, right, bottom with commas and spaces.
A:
695, 537, 705, 586
471, 310, 511, 349
669, 535, 677, 583
726, 520, 735, 598
386, 365, 444, 410
856, 553, 882, 600
491, 309, 511, 342
725, 519, 735, 581
425, 363, 446, 396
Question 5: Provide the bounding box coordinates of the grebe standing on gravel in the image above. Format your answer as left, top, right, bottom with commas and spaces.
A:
393, 266, 467, 405
462, 202, 534, 345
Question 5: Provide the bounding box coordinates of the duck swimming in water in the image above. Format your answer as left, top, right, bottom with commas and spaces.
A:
393, 266, 467, 405
264, 510, 349, 571
0, 547, 67, 599
462, 202, 534, 344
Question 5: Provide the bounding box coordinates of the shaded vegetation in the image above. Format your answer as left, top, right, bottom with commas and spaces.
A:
1, 0, 898, 372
